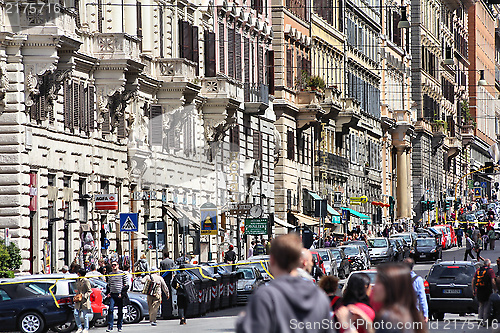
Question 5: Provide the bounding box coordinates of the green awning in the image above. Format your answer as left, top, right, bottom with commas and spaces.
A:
341, 207, 371, 224
327, 205, 341, 224
308, 191, 322, 200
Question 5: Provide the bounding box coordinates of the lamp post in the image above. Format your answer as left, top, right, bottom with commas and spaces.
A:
179, 216, 189, 260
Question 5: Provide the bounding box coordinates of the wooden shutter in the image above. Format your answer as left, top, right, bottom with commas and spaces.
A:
253, 130, 262, 160
228, 28, 235, 79
205, 31, 216, 77
182, 21, 192, 60
97, 0, 103, 32
258, 45, 263, 84
235, 31, 242, 82
79, 83, 85, 132
159, 6, 163, 57
230, 125, 239, 151
393, 11, 401, 46
192, 25, 199, 75
117, 110, 126, 138
88, 86, 95, 131
219, 23, 225, 74
287, 130, 295, 161
73, 82, 79, 129
244, 38, 250, 83
150, 104, 163, 145
136, 1, 142, 38
39, 95, 46, 121
286, 48, 292, 88
267, 50, 274, 94
64, 80, 72, 129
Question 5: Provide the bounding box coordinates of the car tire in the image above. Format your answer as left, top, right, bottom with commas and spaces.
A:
93, 317, 107, 327
433, 312, 445, 321
123, 303, 142, 324
19, 312, 45, 333
50, 321, 76, 333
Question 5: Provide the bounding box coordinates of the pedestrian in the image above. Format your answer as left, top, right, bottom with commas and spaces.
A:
248, 241, 255, 258
324, 236, 331, 248
253, 239, 266, 255
489, 228, 496, 250
489, 277, 500, 323
473, 259, 497, 325
482, 232, 489, 251
456, 227, 463, 247
311, 254, 324, 282
142, 266, 170, 326
134, 254, 149, 274
464, 233, 475, 261
60, 265, 70, 274
224, 244, 237, 264
265, 238, 271, 254
338, 272, 375, 333
403, 258, 428, 322
236, 234, 332, 333
171, 267, 194, 325
475, 236, 485, 261
86, 264, 105, 281
105, 260, 129, 332
159, 252, 175, 272
73, 268, 92, 333
318, 275, 342, 311
296, 249, 315, 282
473, 226, 480, 243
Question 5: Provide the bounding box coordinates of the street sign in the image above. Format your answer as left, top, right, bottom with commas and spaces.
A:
474, 187, 482, 198
201, 202, 218, 235
43, 241, 51, 274
95, 194, 118, 211
468, 180, 474, 189
481, 182, 487, 188
244, 218, 268, 235
350, 196, 368, 204
238, 203, 252, 215
120, 213, 138, 232
333, 192, 342, 208
342, 209, 351, 222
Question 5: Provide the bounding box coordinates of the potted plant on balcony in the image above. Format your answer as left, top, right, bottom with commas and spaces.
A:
461, 100, 476, 130
306, 75, 326, 93
432, 119, 447, 133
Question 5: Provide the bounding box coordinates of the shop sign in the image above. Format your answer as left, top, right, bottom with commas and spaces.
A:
95, 194, 118, 210
244, 218, 268, 235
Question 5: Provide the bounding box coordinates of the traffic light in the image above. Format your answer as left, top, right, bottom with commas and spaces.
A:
485, 161, 494, 174
444, 200, 451, 211
421, 200, 428, 213
389, 196, 395, 219
428, 200, 436, 210
454, 199, 461, 211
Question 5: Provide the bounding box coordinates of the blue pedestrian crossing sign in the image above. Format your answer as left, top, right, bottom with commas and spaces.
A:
120, 213, 138, 232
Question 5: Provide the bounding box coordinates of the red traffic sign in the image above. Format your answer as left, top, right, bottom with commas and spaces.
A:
95, 194, 118, 210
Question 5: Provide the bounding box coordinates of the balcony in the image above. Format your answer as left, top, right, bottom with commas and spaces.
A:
156, 58, 201, 105
315, 151, 349, 176
336, 98, 362, 132
94, 33, 141, 63
321, 87, 343, 120
157, 58, 198, 83
201, 76, 244, 143
243, 83, 269, 115
445, 136, 461, 159
296, 90, 326, 128
461, 124, 475, 146
431, 121, 447, 150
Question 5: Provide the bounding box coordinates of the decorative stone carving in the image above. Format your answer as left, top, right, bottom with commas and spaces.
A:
0, 64, 9, 107
107, 89, 136, 133
25, 68, 71, 113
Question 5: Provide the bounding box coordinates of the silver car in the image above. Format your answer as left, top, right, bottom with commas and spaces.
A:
367, 238, 395, 263
236, 266, 266, 304
315, 248, 338, 276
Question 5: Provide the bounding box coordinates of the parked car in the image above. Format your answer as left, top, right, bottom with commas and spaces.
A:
310, 251, 326, 275
329, 248, 351, 279
425, 260, 480, 320
235, 265, 266, 304
340, 245, 370, 271
315, 248, 338, 276
241, 255, 272, 280
6, 274, 106, 332
367, 238, 395, 263
0, 282, 74, 333
388, 238, 406, 261
415, 237, 442, 261
344, 241, 371, 262
391, 233, 417, 256
341, 269, 377, 294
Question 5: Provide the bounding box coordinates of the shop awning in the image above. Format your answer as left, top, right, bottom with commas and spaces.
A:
176, 206, 199, 229
308, 191, 322, 200
292, 212, 319, 226
274, 216, 296, 228
165, 206, 182, 220
326, 205, 341, 224
341, 207, 371, 224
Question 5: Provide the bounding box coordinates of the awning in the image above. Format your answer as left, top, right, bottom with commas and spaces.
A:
341, 207, 371, 224
292, 212, 319, 226
308, 191, 322, 200
165, 206, 181, 220
326, 205, 341, 224
176, 206, 199, 229
274, 216, 295, 228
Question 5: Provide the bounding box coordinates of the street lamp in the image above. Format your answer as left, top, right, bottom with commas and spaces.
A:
397, 6, 410, 28
443, 46, 454, 65
179, 216, 189, 259
478, 70, 487, 86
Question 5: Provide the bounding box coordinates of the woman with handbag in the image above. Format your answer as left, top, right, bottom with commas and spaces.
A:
171, 268, 193, 325
141, 267, 170, 326
74, 268, 92, 333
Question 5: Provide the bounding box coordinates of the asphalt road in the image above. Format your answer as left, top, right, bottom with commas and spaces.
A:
83, 245, 500, 333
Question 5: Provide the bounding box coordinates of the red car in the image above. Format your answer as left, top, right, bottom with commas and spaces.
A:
310, 251, 326, 275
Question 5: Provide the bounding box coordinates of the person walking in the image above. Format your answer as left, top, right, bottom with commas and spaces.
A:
105, 260, 129, 332
404, 258, 428, 322
489, 277, 500, 324
142, 267, 169, 326
86, 264, 105, 281
473, 259, 497, 325
159, 252, 175, 272
247, 241, 255, 258
473, 226, 480, 243
482, 232, 489, 251
456, 227, 463, 248
265, 239, 271, 254
236, 234, 332, 333
224, 244, 237, 264
338, 272, 375, 333
464, 233, 475, 261
171, 267, 194, 325
74, 268, 92, 333
318, 276, 342, 311
475, 236, 485, 261
252, 239, 266, 255
489, 228, 496, 251
336, 263, 426, 333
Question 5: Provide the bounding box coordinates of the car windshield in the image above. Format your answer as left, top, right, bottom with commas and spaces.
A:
237, 268, 255, 280
317, 250, 330, 261
417, 239, 436, 247
394, 235, 411, 243
388, 239, 398, 246
245, 261, 267, 273
341, 246, 359, 256
368, 239, 387, 248
429, 265, 476, 284
330, 249, 341, 260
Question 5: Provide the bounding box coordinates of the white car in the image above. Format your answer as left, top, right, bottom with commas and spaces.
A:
315, 248, 338, 276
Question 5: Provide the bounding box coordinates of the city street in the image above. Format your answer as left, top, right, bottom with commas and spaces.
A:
75, 245, 500, 333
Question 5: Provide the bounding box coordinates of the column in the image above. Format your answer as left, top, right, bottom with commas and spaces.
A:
396, 146, 408, 218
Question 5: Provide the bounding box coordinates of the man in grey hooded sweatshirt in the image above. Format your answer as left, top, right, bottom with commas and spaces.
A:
236, 233, 333, 333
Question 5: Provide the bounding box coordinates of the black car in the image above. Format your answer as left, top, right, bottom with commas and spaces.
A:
415, 238, 442, 261
388, 238, 406, 261
330, 248, 351, 279
0, 282, 73, 333
426, 261, 480, 320
416, 228, 442, 247
344, 241, 370, 262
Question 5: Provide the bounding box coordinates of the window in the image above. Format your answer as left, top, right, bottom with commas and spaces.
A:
0, 289, 11, 300
287, 130, 295, 161
286, 47, 293, 88
100, 180, 109, 194
287, 189, 292, 210
179, 20, 199, 74
219, 23, 225, 74
253, 130, 263, 160
205, 31, 216, 77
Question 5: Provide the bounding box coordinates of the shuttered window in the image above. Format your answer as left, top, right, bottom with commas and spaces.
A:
257, 45, 263, 84
205, 31, 216, 77
230, 125, 240, 151
253, 130, 262, 160
150, 104, 163, 145
235, 32, 242, 82
72, 82, 79, 130
97, 0, 103, 32
244, 37, 250, 83
137, 1, 142, 40
228, 27, 234, 79
287, 130, 295, 161
64, 80, 72, 129
88, 85, 95, 132
392, 11, 401, 46
219, 23, 225, 74
267, 50, 274, 94
286, 48, 293, 88
79, 83, 86, 132
192, 26, 199, 75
